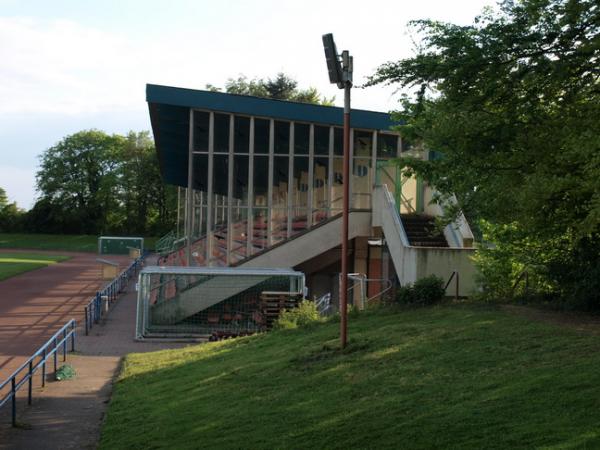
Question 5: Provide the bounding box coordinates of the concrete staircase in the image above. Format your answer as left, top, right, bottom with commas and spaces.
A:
400, 214, 448, 247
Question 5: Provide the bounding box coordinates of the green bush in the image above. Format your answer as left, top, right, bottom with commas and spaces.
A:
273, 300, 323, 330
395, 275, 445, 306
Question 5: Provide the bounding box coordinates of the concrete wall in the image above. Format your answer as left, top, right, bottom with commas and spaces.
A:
373, 186, 478, 297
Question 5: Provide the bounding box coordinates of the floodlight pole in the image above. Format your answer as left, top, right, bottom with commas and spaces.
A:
340, 51, 352, 349
322, 34, 352, 349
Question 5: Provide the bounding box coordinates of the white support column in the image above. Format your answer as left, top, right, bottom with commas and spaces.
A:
247, 117, 255, 257
307, 124, 314, 228
328, 127, 334, 218
267, 119, 274, 247
186, 109, 194, 266
371, 131, 377, 198
227, 115, 234, 265
206, 112, 215, 265
287, 122, 294, 238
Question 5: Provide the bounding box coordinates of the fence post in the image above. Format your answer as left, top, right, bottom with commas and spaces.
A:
71, 321, 76, 352
41, 348, 46, 387
62, 329, 67, 362
85, 306, 89, 336
11, 377, 16, 427
455, 271, 459, 301
28, 361, 33, 405
53, 337, 58, 376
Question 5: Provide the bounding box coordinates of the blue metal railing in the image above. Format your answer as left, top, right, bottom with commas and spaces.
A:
0, 319, 76, 427
84, 257, 142, 335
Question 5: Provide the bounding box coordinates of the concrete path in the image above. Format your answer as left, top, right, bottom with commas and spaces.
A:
0, 269, 188, 449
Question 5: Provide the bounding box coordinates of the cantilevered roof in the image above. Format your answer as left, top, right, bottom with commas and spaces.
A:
147, 83, 397, 188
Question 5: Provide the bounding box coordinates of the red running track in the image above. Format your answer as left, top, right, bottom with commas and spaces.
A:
0, 250, 132, 385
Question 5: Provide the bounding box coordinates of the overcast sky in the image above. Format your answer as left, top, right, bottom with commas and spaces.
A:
0, 0, 495, 208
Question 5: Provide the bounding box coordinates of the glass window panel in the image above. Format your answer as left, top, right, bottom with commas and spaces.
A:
233, 155, 249, 205
291, 208, 308, 236
313, 157, 329, 211
229, 207, 248, 262
273, 156, 289, 209
192, 154, 208, 191
250, 208, 268, 255
213, 154, 228, 198
333, 127, 343, 156
352, 158, 372, 209
253, 156, 269, 207
234, 116, 250, 154
294, 123, 310, 155
315, 126, 329, 155
331, 157, 344, 215
292, 157, 309, 208
274, 121, 290, 154
377, 133, 398, 158
270, 209, 288, 244
214, 113, 230, 153
193, 111, 210, 152
254, 119, 270, 155
353, 130, 372, 157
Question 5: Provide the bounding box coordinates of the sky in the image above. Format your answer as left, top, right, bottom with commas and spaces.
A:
0, 0, 495, 209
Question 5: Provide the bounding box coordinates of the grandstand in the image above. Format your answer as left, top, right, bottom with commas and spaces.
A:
145, 84, 477, 333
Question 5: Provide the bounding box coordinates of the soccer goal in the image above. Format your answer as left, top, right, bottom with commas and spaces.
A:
98, 236, 144, 256
135, 266, 305, 340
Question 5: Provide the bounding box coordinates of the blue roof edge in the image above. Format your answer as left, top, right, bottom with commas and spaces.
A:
146, 83, 398, 131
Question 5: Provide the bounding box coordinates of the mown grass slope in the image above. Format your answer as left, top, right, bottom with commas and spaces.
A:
0, 252, 69, 280
100, 305, 600, 449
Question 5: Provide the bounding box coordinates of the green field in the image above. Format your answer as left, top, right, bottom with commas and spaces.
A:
0, 252, 70, 281
100, 305, 600, 449
0, 233, 157, 253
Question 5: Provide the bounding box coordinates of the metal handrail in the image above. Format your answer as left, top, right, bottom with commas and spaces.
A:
84, 257, 142, 335
0, 319, 76, 426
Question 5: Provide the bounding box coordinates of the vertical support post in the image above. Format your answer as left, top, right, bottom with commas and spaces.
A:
53, 337, 58, 376
206, 112, 215, 265
227, 114, 234, 265
327, 126, 334, 218
287, 122, 294, 239
41, 348, 46, 387
71, 321, 75, 352
247, 117, 255, 258
340, 81, 351, 349
85, 306, 89, 336
307, 123, 315, 228
63, 329, 67, 362
267, 119, 275, 247
186, 109, 195, 266
455, 271, 460, 301
28, 361, 33, 405
11, 377, 16, 427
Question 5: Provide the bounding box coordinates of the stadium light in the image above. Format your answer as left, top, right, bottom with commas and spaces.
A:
321, 33, 353, 349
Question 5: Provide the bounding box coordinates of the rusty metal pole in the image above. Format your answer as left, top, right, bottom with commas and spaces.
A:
340, 81, 351, 349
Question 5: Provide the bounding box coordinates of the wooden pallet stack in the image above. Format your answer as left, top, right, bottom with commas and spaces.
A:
259, 292, 302, 329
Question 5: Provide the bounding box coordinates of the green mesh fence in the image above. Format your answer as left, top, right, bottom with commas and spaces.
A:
136, 267, 305, 339
98, 236, 144, 255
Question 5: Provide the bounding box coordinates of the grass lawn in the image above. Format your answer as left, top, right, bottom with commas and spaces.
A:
0, 233, 157, 253
100, 305, 600, 449
0, 252, 70, 281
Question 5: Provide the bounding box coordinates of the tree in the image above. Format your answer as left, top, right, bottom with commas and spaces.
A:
210, 72, 335, 105
368, 0, 600, 309
35, 130, 123, 234
0, 187, 24, 232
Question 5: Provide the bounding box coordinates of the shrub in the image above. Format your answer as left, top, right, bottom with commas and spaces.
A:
273, 300, 323, 330
395, 275, 445, 306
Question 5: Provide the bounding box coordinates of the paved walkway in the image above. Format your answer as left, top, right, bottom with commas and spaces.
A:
0, 264, 188, 449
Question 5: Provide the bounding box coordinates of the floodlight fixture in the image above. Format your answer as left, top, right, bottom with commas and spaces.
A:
322, 33, 344, 88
